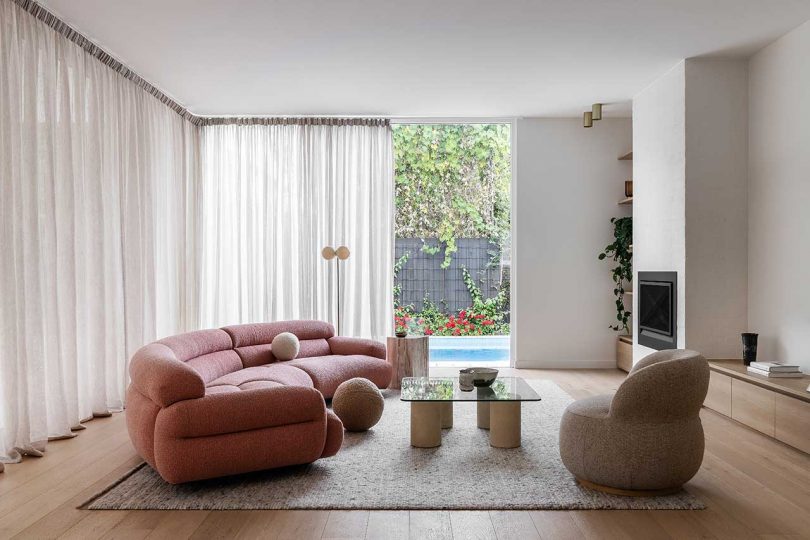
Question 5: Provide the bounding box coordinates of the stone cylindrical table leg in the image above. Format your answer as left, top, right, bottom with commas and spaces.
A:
410, 402, 442, 447
440, 402, 453, 429
490, 401, 521, 448
477, 401, 490, 429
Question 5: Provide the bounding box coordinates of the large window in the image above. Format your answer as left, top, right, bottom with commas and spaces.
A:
392, 123, 511, 366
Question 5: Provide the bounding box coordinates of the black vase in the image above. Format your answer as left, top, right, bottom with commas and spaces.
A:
741, 333, 758, 366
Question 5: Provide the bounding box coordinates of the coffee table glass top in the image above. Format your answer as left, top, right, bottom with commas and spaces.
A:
400, 377, 541, 402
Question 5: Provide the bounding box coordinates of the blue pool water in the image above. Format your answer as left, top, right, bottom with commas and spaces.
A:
428, 336, 510, 366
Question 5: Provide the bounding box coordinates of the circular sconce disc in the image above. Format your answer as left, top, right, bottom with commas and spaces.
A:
322, 246, 336, 260
336, 246, 351, 260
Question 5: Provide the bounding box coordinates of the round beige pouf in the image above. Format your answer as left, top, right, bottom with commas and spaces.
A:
271, 332, 299, 360
332, 377, 385, 432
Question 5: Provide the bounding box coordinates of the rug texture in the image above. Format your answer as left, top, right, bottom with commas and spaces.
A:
83, 380, 704, 510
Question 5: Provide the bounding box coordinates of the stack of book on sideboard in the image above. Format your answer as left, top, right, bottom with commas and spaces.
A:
747, 361, 804, 378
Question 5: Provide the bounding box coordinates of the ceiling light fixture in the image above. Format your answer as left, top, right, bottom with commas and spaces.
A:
592, 103, 603, 121
583, 111, 593, 128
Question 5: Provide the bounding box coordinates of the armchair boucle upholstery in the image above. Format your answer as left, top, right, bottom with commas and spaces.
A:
559, 349, 709, 493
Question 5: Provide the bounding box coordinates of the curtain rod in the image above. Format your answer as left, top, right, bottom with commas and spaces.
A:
8, 0, 389, 128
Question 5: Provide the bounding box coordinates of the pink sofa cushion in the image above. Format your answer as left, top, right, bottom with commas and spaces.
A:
328, 336, 386, 359
223, 320, 335, 348
286, 355, 392, 398
235, 339, 332, 368
207, 364, 314, 391
158, 328, 233, 361
186, 350, 243, 383
129, 343, 206, 407
157, 385, 326, 439
321, 409, 344, 458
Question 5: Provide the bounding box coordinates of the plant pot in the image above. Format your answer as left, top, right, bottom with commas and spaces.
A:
741, 333, 758, 366
395, 330, 408, 338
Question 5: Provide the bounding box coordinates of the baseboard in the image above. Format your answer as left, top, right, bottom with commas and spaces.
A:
514, 359, 619, 369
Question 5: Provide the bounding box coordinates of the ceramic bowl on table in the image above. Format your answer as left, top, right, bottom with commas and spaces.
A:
459, 367, 499, 391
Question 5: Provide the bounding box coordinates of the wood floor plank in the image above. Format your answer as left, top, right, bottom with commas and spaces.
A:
448, 511, 497, 540
408, 511, 451, 540
489, 511, 540, 540
189, 511, 251, 540
58, 510, 129, 540
144, 511, 211, 540
270, 510, 330, 540
528, 511, 585, 540
232, 510, 280, 539
9, 454, 143, 539
322, 510, 370, 539
365, 511, 409, 540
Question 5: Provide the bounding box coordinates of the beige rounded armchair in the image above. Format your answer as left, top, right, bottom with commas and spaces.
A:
559, 349, 709, 495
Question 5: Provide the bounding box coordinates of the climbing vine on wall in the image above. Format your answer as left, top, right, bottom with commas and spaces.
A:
393, 124, 511, 268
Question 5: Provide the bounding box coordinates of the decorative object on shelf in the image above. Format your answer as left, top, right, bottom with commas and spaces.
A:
625, 180, 633, 197
395, 329, 408, 338
321, 245, 351, 335
459, 367, 498, 389
332, 377, 385, 432
271, 332, 300, 360
386, 335, 429, 390
741, 333, 759, 365
598, 216, 633, 333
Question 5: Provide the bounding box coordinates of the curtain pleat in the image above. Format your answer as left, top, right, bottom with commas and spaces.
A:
199, 124, 394, 340
0, 0, 199, 460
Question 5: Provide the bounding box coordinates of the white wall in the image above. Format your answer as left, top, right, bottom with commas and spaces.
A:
632, 62, 687, 360
684, 59, 749, 359
632, 59, 749, 363
515, 118, 632, 368
748, 20, 810, 371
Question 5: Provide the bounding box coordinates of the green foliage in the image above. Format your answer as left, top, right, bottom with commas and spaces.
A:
598, 217, 633, 333
393, 252, 410, 306
393, 124, 511, 268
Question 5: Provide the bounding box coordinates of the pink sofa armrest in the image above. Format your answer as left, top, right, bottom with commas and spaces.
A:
327, 336, 386, 359
157, 385, 327, 438
129, 343, 205, 407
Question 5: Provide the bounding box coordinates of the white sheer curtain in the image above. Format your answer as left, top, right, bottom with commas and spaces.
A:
199, 123, 393, 339
0, 0, 198, 460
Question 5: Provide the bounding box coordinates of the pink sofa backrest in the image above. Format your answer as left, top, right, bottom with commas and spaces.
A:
152, 321, 336, 383
157, 329, 240, 384
223, 320, 335, 369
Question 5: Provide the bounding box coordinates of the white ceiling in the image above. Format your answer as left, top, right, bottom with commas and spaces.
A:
40, 0, 810, 117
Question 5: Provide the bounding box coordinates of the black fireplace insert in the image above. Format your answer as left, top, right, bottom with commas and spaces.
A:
637, 271, 677, 350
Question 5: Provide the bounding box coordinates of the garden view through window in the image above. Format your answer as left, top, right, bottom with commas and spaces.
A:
393, 123, 511, 366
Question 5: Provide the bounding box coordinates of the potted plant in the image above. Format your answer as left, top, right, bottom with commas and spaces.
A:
598, 216, 632, 333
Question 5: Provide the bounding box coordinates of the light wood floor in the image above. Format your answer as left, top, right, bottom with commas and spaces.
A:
2, 367, 810, 540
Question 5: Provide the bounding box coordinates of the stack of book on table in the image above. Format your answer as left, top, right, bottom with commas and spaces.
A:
747, 362, 804, 378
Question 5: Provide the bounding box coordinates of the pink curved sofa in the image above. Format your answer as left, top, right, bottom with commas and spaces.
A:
126, 320, 391, 484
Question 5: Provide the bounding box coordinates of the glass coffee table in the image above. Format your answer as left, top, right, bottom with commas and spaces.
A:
400, 377, 541, 448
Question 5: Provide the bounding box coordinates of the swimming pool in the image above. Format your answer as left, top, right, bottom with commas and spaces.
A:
428, 336, 510, 366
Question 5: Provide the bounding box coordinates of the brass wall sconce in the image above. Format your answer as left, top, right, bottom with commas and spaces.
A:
583, 103, 603, 128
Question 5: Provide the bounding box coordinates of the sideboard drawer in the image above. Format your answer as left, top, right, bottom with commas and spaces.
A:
731, 379, 775, 437
775, 394, 810, 454
704, 371, 732, 416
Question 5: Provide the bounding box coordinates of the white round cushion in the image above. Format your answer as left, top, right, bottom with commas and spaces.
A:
271, 332, 300, 361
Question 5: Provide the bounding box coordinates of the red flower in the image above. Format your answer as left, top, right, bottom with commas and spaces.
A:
459, 310, 467, 318
424, 328, 434, 335
482, 320, 493, 326
453, 328, 461, 335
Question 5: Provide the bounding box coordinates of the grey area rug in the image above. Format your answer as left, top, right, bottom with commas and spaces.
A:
83, 380, 704, 510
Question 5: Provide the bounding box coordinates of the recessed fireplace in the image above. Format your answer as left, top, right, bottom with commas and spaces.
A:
637, 271, 677, 350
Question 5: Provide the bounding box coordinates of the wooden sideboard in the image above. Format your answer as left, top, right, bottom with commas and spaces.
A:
704, 359, 810, 454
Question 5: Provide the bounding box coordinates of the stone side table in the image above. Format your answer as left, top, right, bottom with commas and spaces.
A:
386, 336, 429, 390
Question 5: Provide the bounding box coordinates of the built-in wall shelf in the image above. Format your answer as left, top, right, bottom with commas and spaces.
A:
623, 291, 633, 296
618, 151, 633, 161
618, 334, 633, 345
618, 197, 633, 205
